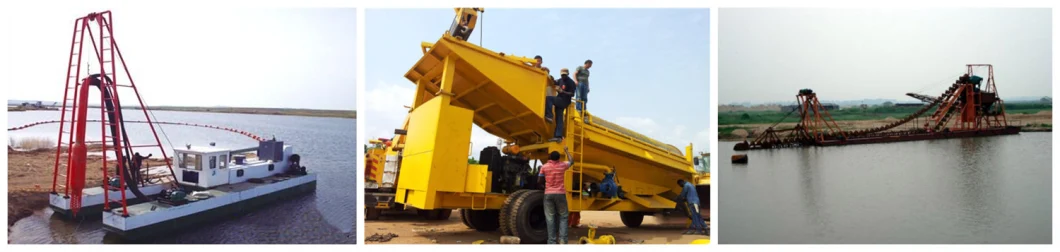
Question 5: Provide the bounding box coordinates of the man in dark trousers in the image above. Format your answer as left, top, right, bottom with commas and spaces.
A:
549, 68, 577, 142
539, 147, 574, 244
132, 152, 152, 185
572, 59, 592, 122
676, 179, 708, 235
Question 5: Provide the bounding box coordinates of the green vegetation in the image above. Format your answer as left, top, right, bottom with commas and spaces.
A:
468, 158, 478, 164
1004, 103, 1052, 115
720, 103, 1051, 125
1025, 123, 1051, 128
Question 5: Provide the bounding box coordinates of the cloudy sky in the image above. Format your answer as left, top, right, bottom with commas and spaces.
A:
365, 8, 711, 156
720, 8, 1051, 105
5, 7, 356, 110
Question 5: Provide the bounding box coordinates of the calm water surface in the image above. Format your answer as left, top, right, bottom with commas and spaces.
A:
719, 133, 1051, 244
8, 110, 357, 244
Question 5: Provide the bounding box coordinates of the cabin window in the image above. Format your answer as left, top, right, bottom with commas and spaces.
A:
219, 155, 228, 169
180, 153, 201, 171
210, 156, 217, 169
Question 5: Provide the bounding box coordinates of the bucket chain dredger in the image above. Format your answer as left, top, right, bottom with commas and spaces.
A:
735, 64, 1020, 151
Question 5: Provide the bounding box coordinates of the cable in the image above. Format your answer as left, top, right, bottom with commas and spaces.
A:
912, 71, 964, 95
139, 94, 176, 151
479, 10, 483, 46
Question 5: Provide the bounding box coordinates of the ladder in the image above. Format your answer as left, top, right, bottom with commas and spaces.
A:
569, 100, 588, 211
50, 11, 177, 217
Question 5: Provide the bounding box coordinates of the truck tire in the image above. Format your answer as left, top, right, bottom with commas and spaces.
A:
421, 209, 452, 221
460, 209, 474, 228
619, 211, 644, 228
465, 209, 500, 231
498, 189, 533, 236
697, 184, 710, 220
507, 190, 547, 244
365, 207, 381, 221
439, 209, 453, 220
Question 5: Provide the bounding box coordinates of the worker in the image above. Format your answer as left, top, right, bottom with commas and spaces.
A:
539, 147, 574, 244
573, 59, 592, 121
550, 68, 577, 142
536, 55, 557, 123
132, 152, 152, 185
676, 179, 707, 235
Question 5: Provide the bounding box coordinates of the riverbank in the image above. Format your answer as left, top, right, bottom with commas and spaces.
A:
7, 147, 165, 227
719, 110, 1051, 141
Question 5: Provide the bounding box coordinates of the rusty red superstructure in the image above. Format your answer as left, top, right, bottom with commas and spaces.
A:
52, 11, 175, 217
735, 64, 1021, 151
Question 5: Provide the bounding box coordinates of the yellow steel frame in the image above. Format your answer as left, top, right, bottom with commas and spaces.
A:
394, 34, 698, 213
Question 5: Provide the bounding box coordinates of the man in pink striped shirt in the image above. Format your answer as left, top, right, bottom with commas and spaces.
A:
538, 147, 573, 244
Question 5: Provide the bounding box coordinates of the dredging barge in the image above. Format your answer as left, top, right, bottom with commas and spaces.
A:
102, 141, 316, 240
735, 64, 1020, 151
45, 11, 316, 240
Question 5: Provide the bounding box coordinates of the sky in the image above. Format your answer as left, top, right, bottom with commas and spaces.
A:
4, 7, 356, 110
719, 8, 1052, 105
365, 8, 711, 156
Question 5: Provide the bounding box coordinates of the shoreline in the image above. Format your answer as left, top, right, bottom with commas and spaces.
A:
7, 147, 164, 227
719, 112, 1052, 141
8, 105, 356, 119
719, 127, 1052, 141
146, 106, 356, 119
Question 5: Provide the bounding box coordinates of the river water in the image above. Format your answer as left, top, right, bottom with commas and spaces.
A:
718, 133, 1051, 244
7, 110, 357, 244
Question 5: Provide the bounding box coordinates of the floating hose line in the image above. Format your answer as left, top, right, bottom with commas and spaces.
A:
8, 120, 265, 142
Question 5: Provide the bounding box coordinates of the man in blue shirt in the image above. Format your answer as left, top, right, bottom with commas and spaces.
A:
676, 179, 707, 235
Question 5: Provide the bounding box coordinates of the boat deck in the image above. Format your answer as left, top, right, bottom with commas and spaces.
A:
122, 174, 306, 217
54, 165, 173, 197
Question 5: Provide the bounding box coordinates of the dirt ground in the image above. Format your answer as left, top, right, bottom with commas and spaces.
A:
364, 210, 709, 245
721, 111, 1052, 141
6, 146, 165, 226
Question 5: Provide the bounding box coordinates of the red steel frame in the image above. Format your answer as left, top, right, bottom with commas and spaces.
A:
739, 64, 1015, 151
796, 92, 846, 142
930, 64, 1008, 132
51, 11, 175, 217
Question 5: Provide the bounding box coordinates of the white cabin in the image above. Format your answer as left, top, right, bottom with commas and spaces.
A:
173, 140, 294, 189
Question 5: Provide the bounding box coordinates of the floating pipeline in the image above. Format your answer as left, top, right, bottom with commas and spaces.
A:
8, 120, 265, 142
